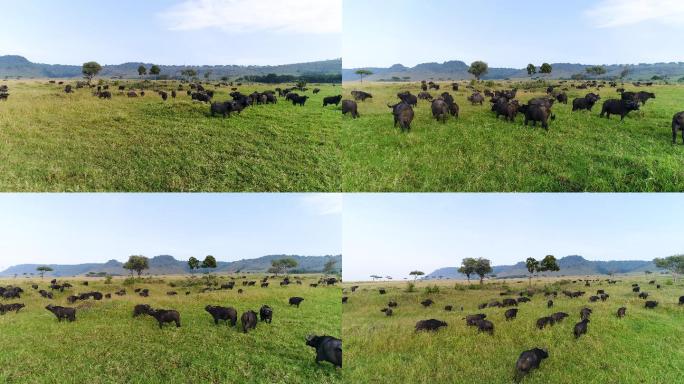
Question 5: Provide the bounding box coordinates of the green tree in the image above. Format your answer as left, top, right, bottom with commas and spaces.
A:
149, 65, 161, 79
201, 255, 217, 271
474, 258, 493, 285
458, 258, 477, 284
654, 255, 684, 282
525, 257, 539, 286
586, 65, 607, 78
270, 258, 298, 276
188, 256, 200, 274
526, 64, 537, 76
619, 67, 630, 80
409, 270, 425, 280
137, 65, 147, 78
323, 259, 337, 275
82, 61, 102, 84
181, 69, 197, 81
123, 255, 149, 277
468, 61, 489, 81
540, 63, 553, 77
36, 266, 53, 279
355, 69, 373, 82
370, 275, 381, 281
539, 254, 560, 274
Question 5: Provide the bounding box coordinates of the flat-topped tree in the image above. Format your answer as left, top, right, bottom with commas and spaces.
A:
468, 61, 488, 81
409, 270, 424, 281
36, 266, 53, 279
269, 258, 298, 276
540, 63, 552, 77
82, 61, 102, 84
123, 255, 149, 277
654, 255, 684, 283
355, 69, 373, 83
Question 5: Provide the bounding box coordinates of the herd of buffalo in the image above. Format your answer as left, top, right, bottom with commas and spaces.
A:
345, 80, 684, 144
343, 278, 684, 381
0, 276, 342, 369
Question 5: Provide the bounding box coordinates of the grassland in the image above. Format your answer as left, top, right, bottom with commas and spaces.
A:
0, 80, 341, 191
341, 81, 684, 191
0, 275, 341, 384
343, 277, 684, 383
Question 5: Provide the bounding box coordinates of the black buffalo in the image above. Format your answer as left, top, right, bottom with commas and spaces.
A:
205, 305, 237, 326
289, 297, 305, 308
572, 93, 601, 111
388, 102, 414, 132
600, 99, 640, 120
617, 307, 626, 318
306, 335, 342, 368
672, 112, 684, 144
45, 305, 76, 322
505, 308, 518, 320
241, 310, 257, 333
149, 309, 181, 329
323, 95, 342, 107
644, 301, 658, 309
259, 305, 273, 323
415, 319, 447, 332
431, 99, 449, 123
342, 100, 359, 118
515, 348, 548, 381
133, 304, 152, 317
574, 319, 589, 338
536, 316, 555, 329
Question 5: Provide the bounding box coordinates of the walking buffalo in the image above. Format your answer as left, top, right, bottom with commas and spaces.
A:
351, 90, 372, 102
415, 319, 447, 332
342, 100, 359, 118
259, 305, 273, 323
323, 95, 342, 107
149, 309, 181, 329
306, 335, 342, 368
515, 348, 548, 381
388, 102, 414, 132
600, 99, 640, 120
536, 316, 555, 329
504, 308, 518, 320
45, 305, 76, 322
205, 305, 237, 326
574, 319, 589, 338
241, 310, 257, 333
289, 297, 305, 308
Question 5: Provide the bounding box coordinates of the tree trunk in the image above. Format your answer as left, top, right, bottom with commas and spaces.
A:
479, 276, 484, 285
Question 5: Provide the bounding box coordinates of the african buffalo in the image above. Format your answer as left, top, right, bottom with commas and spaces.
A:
241, 310, 257, 333
205, 305, 237, 326
289, 297, 305, 308
672, 112, 684, 144
149, 309, 181, 329
259, 305, 273, 323
306, 335, 342, 368
45, 305, 76, 322
415, 319, 447, 332
505, 308, 518, 320
515, 348, 548, 381
574, 319, 589, 338
323, 95, 342, 107
600, 99, 640, 120
388, 102, 414, 132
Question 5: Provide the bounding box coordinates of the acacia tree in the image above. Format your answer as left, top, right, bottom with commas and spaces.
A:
137, 65, 147, 79
355, 69, 373, 82
123, 255, 149, 277
409, 270, 425, 281
654, 255, 684, 282
525, 257, 539, 286
270, 258, 298, 276
370, 275, 382, 281
526, 64, 536, 76
474, 258, 493, 285
458, 258, 477, 284
149, 65, 161, 79
468, 61, 489, 81
82, 61, 102, 84
188, 256, 200, 274
36, 266, 53, 279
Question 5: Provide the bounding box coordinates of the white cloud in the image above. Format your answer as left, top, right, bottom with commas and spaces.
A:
160, 0, 341, 34
300, 194, 342, 216
586, 0, 684, 28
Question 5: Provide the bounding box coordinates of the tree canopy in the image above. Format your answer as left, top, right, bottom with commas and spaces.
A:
409, 270, 425, 280
468, 61, 489, 80
474, 258, 493, 284
526, 64, 536, 76
269, 258, 298, 276
36, 266, 53, 279
540, 63, 553, 76
458, 258, 477, 283
654, 255, 684, 282
82, 61, 102, 83
123, 255, 149, 277
188, 256, 200, 273
355, 69, 373, 82
137, 65, 147, 77
201, 255, 217, 270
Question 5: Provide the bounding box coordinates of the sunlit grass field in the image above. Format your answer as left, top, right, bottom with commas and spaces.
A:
0, 275, 342, 384
0, 80, 341, 191
341, 81, 684, 191
343, 276, 684, 383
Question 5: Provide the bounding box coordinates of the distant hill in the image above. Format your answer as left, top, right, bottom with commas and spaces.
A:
343, 60, 684, 82
425, 255, 661, 280
0, 254, 342, 277
0, 55, 341, 80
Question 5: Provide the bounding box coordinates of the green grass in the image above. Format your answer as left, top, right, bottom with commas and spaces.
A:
341, 81, 684, 191
0, 275, 341, 383
343, 277, 684, 383
0, 80, 341, 191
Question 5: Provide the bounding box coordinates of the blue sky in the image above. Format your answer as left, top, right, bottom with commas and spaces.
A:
343, 194, 684, 281
0, 0, 341, 66
0, 194, 341, 271
343, 0, 684, 68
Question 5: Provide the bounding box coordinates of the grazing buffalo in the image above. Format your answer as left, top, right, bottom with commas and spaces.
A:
617, 307, 626, 318
465, 314, 487, 326
492, 99, 519, 122
259, 305, 273, 323
679, 296, 684, 305
574, 319, 589, 338
551, 312, 569, 322
342, 100, 359, 118
397, 91, 418, 107
580, 307, 592, 321
64, 85, 73, 93
468, 92, 484, 105
149, 309, 181, 329
351, 90, 372, 102
600, 99, 640, 120
638, 292, 649, 299
444, 305, 453, 311
431, 99, 449, 123
418, 92, 433, 101
241, 310, 257, 333
635, 91, 655, 105
291, 95, 309, 106
171, 90, 177, 98
388, 102, 414, 132
133, 304, 152, 317
289, 297, 305, 308
205, 305, 237, 326
505, 308, 518, 320
555, 92, 568, 104
476, 319, 494, 334
589, 296, 599, 302
378, 289, 386, 295
572, 93, 600, 111
323, 95, 342, 107
210, 101, 238, 118
515, 348, 548, 381
45, 305, 76, 322
519, 104, 552, 130
440, 93, 459, 117
547, 300, 553, 308
306, 335, 342, 368
502, 298, 517, 307
98, 91, 112, 99
420, 299, 434, 307
672, 112, 684, 144
536, 316, 555, 329
0, 303, 25, 314
127, 91, 138, 98
644, 301, 658, 309
159, 91, 168, 101
415, 319, 447, 332
632, 286, 640, 293
381, 307, 393, 316
388, 300, 398, 308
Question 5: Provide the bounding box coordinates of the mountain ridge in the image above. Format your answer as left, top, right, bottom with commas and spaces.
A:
0, 254, 342, 277
425, 255, 662, 280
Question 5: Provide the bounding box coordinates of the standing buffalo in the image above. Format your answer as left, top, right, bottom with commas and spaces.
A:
205, 305, 237, 326
149, 309, 181, 329
289, 297, 305, 308
672, 112, 684, 144
431, 99, 450, 123
306, 335, 342, 368
388, 102, 414, 132
617, 307, 626, 318
259, 305, 273, 323
515, 348, 548, 381
600, 99, 640, 120
415, 319, 447, 332
504, 308, 518, 320
241, 310, 258, 333
572, 93, 600, 111
45, 305, 76, 322
342, 100, 359, 118
323, 95, 342, 107
574, 319, 589, 338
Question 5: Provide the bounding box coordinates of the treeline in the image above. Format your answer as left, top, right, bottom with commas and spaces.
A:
243, 72, 341, 84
